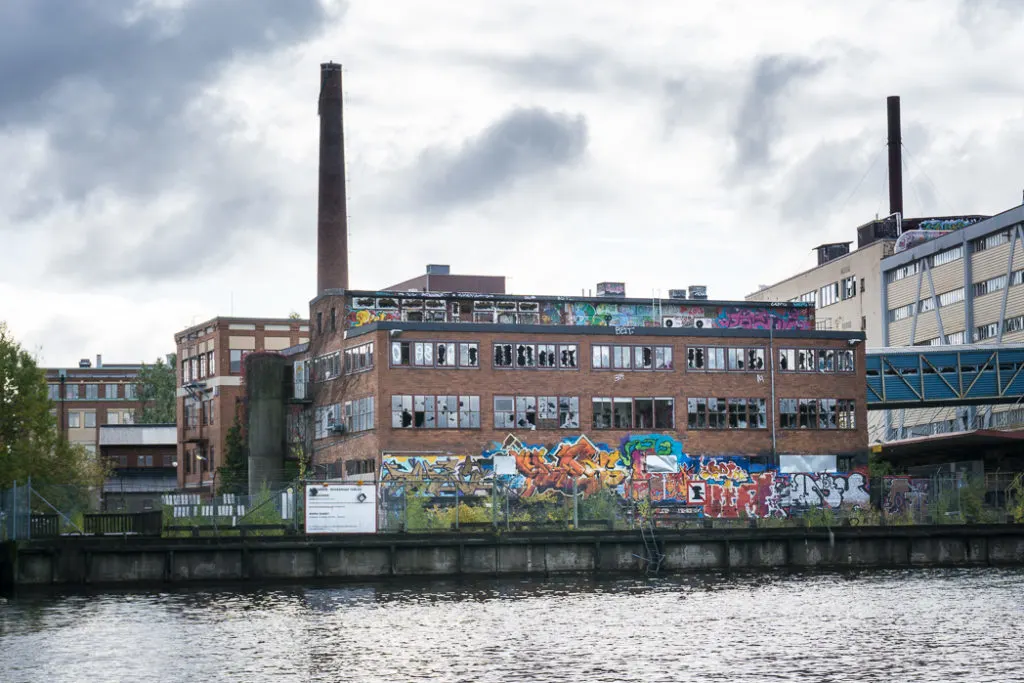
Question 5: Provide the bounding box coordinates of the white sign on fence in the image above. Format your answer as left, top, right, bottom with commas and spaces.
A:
305, 483, 377, 534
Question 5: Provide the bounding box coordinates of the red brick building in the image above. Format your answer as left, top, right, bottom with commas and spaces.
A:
174, 317, 309, 490
294, 289, 867, 478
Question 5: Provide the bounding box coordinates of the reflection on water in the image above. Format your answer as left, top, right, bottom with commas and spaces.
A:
2, 569, 1024, 682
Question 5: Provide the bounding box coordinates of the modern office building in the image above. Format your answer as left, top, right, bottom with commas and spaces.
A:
879, 202, 1024, 438
174, 317, 309, 491
44, 355, 147, 455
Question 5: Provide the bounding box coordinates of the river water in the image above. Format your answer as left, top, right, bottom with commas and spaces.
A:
2, 568, 1023, 682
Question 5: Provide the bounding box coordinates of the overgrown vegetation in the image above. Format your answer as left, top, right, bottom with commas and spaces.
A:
216, 416, 248, 495
0, 322, 108, 495
135, 353, 176, 424
163, 484, 288, 537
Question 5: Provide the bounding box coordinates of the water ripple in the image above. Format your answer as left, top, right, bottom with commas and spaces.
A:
1, 568, 1023, 682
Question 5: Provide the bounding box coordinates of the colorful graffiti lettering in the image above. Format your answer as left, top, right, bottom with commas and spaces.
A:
347, 309, 401, 326
379, 455, 492, 497
380, 434, 867, 519
570, 303, 658, 327
714, 307, 813, 331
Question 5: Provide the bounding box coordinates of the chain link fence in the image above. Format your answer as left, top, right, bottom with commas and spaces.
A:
4, 471, 1024, 540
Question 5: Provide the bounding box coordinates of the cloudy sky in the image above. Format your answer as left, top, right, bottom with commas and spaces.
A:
3, 0, 1024, 366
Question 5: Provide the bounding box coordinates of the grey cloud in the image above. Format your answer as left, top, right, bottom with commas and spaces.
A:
409, 107, 588, 209
732, 55, 826, 170
778, 134, 885, 226
0, 0, 331, 282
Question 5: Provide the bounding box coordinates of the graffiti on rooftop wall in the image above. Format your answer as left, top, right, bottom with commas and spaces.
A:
380, 433, 866, 518
894, 217, 985, 254
346, 299, 814, 330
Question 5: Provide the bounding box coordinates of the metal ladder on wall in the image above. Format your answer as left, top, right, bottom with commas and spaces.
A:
636, 505, 665, 575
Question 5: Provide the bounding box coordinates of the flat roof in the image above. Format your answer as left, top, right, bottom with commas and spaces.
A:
176, 315, 310, 340
345, 320, 866, 342
744, 239, 893, 299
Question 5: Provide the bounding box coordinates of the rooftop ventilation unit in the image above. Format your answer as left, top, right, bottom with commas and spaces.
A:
689, 286, 708, 300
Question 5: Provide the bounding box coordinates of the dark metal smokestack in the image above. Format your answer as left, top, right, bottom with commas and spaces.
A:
887, 95, 903, 219
317, 62, 348, 294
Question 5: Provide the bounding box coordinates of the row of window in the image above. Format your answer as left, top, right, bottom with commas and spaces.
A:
885, 226, 1021, 285
182, 350, 216, 382
974, 314, 1024, 342
317, 342, 855, 375
888, 286, 965, 323
344, 343, 374, 374
913, 331, 967, 346
49, 383, 137, 401
112, 454, 172, 468
973, 268, 1024, 298
817, 276, 858, 309
65, 409, 136, 428
315, 397, 377, 439
371, 396, 859, 432
391, 341, 480, 368
183, 400, 216, 428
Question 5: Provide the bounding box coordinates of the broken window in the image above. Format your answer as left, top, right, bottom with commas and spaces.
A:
747, 349, 765, 370
494, 396, 515, 429
414, 395, 435, 428
515, 343, 536, 367
779, 399, 798, 429
707, 398, 727, 429
798, 398, 816, 428
537, 396, 558, 428
559, 345, 578, 368
613, 398, 632, 429
391, 395, 414, 428
778, 349, 795, 371
435, 343, 455, 367
687, 347, 705, 369
819, 398, 837, 429
728, 348, 746, 371
592, 398, 612, 429
459, 396, 480, 428
687, 398, 707, 429
559, 397, 580, 428
459, 343, 479, 367
820, 350, 835, 372
728, 398, 748, 429
634, 398, 654, 429
437, 395, 459, 428
635, 346, 653, 369
797, 349, 816, 371
494, 343, 514, 367
838, 349, 855, 372
537, 344, 557, 367
654, 398, 674, 428
592, 345, 611, 369
516, 396, 537, 428
748, 398, 766, 428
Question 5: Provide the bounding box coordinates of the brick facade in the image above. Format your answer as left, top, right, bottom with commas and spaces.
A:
300, 312, 868, 476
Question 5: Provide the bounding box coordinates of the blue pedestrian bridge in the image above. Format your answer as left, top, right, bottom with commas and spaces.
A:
865, 343, 1024, 409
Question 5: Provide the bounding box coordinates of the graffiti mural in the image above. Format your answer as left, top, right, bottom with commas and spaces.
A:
379, 455, 492, 497
378, 433, 867, 519
882, 476, 930, 516
344, 293, 814, 330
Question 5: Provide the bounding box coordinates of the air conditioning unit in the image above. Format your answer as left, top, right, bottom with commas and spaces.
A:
662, 316, 684, 328
693, 318, 715, 329
328, 423, 347, 434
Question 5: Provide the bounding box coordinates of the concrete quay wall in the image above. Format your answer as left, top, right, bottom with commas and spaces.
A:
5, 526, 1024, 589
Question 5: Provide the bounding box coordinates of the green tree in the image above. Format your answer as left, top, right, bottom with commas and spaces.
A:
0, 322, 107, 488
136, 353, 176, 423
217, 415, 248, 495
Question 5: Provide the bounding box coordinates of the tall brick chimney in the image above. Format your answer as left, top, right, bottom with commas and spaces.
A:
317, 62, 348, 294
